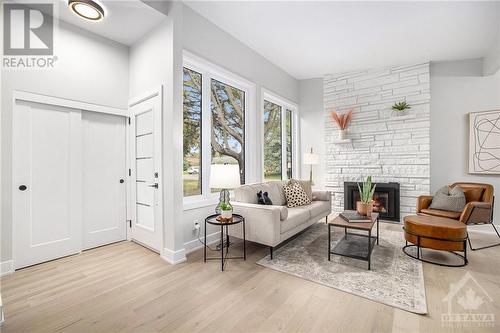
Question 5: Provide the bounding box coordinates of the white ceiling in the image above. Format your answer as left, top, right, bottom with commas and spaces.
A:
37, 0, 167, 46
186, 1, 500, 79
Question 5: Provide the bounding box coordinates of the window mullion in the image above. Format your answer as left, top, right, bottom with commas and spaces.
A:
201, 72, 212, 196
281, 106, 287, 180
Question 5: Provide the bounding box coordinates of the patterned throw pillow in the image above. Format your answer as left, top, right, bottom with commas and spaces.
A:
283, 181, 312, 208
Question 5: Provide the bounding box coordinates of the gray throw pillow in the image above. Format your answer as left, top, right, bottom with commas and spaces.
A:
429, 186, 466, 212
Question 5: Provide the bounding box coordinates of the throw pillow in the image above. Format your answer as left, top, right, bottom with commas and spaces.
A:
430, 186, 466, 212
295, 180, 313, 201
256, 191, 273, 205
283, 181, 312, 208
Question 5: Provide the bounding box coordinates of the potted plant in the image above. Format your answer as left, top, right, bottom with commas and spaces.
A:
391, 101, 411, 116
220, 202, 233, 219
330, 109, 353, 139
356, 176, 376, 217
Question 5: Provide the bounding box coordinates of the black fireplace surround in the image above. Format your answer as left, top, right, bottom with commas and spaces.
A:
344, 182, 400, 222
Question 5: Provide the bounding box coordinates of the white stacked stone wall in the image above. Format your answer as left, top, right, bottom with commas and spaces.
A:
324, 63, 431, 220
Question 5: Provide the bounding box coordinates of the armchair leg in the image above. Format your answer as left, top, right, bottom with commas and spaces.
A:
468, 224, 500, 251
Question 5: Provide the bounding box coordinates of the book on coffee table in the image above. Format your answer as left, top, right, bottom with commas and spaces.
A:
339, 210, 372, 223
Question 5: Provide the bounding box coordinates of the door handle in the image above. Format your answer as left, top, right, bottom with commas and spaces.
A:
19, 185, 27, 191
148, 183, 158, 189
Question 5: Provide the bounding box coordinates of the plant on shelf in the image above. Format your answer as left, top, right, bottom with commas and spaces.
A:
330, 109, 353, 139
220, 201, 233, 219
392, 100, 411, 116
356, 176, 376, 217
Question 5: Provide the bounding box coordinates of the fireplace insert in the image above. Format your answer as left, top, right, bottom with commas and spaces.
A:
344, 182, 400, 222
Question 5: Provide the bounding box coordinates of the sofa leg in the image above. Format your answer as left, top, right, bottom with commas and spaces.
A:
325, 215, 328, 224
468, 224, 500, 251
270, 246, 273, 259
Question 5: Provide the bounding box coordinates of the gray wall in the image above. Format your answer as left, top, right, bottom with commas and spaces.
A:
129, 3, 185, 260
430, 63, 500, 223
299, 79, 325, 189
181, 5, 300, 250
1, 20, 129, 262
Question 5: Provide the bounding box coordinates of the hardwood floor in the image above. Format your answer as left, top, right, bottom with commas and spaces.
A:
1, 222, 499, 332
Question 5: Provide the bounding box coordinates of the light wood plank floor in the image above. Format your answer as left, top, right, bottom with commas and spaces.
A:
1, 222, 499, 333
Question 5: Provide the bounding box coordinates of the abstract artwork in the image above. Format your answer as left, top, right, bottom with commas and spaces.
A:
469, 110, 500, 174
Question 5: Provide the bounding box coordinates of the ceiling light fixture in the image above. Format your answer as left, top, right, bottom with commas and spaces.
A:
68, 0, 105, 22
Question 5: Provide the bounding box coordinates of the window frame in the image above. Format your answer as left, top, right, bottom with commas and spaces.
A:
183, 51, 255, 206
261, 89, 299, 181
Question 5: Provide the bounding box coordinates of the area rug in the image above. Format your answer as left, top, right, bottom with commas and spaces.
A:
257, 223, 427, 314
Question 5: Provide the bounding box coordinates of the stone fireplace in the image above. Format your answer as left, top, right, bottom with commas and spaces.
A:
344, 182, 400, 222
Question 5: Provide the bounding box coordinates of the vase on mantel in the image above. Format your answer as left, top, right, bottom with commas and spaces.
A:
338, 129, 347, 140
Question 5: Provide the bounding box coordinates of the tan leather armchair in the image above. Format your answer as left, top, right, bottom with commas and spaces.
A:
416, 182, 498, 250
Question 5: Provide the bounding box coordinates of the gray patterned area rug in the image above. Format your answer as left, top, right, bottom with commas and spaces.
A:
257, 223, 427, 314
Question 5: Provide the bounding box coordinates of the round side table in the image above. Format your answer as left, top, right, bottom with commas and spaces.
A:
204, 214, 246, 271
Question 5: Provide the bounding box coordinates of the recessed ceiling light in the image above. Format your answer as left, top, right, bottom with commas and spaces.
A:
68, 0, 105, 22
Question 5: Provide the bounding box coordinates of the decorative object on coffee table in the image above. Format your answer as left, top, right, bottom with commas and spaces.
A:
210, 164, 241, 216
330, 109, 353, 139
204, 213, 246, 271
328, 212, 379, 270
303, 148, 319, 184
356, 176, 376, 217
339, 210, 371, 223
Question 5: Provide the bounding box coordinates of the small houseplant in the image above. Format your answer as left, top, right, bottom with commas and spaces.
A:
220, 202, 233, 219
330, 109, 353, 139
391, 101, 411, 116
356, 176, 376, 217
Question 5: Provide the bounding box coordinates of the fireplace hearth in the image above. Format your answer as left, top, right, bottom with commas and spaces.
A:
344, 182, 400, 222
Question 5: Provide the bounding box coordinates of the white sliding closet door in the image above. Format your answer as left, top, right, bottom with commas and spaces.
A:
13, 101, 82, 269
82, 112, 127, 250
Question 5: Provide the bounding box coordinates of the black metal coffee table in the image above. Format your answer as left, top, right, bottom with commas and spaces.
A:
328, 212, 379, 270
204, 214, 246, 271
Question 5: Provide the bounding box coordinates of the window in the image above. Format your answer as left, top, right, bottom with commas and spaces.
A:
211, 79, 245, 188
183, 68, 202, 196
263, 92, 297, 181
183, 52, 252, 201
263, 100, 282, 180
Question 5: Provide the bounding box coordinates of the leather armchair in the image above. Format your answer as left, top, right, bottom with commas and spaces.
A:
417, 182, 494, 225
416, 182, 498, 251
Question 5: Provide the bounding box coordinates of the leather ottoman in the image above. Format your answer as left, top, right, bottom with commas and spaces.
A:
403, 215, 468, 267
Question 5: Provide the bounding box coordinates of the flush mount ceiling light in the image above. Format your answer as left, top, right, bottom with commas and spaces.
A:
68, 0, 105, 22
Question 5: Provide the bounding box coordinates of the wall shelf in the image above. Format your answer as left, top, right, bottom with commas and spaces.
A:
388, 114, 416, 121
331, 138, 352, 144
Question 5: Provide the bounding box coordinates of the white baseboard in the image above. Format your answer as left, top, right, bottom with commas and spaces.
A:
0, 260, 13, 277
183, 231, 221, 254
161, 247, 187, 265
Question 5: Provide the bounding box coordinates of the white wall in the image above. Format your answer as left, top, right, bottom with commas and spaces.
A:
430, 64, 500, 223
1, 20, 129, 262
180, 5, 299, 250
299, 79, 325, 188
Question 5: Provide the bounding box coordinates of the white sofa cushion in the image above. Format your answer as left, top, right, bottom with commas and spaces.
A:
307, 200, 330, 217
281, 207, 311, 233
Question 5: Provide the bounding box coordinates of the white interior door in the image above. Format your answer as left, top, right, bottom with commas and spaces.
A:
82, 112, 127, 250
13, 100, 82, 269
129, 93, 162, 252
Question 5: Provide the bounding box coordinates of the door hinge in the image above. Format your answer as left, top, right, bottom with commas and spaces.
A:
128, 220, 132, 228
128, 168, 131, 176
128, 117, 131, 125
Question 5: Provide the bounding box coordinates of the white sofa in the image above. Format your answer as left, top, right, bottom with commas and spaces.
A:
229, 181, 331, 258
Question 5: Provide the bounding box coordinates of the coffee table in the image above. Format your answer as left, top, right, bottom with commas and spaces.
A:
328, 212, 379, 270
